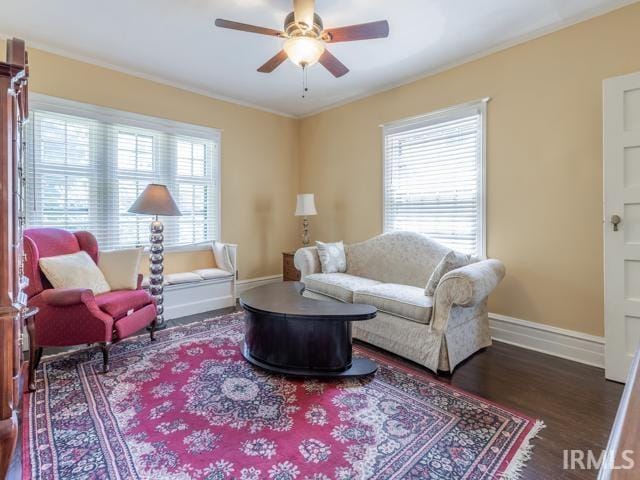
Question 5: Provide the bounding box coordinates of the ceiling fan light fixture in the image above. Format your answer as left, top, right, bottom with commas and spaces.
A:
283, 36, 325, 67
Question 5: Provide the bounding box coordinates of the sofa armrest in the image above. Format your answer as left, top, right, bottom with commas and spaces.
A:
437, 259, 505, 307
430, 259, 505, 333
39, 288, 95, 307
294, 247, 321, 280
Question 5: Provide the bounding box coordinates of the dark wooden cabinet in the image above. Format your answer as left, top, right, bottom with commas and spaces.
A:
599, 344, 640, 479
0, 38, 29, 480
282, 251, 301, 281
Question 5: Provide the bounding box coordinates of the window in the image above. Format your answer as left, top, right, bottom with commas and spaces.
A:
26, 95, 221, 250
382, 99, 487, 257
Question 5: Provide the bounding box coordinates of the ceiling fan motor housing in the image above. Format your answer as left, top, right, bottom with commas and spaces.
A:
284, 12, 324, 38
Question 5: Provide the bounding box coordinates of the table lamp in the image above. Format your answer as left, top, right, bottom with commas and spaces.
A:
129, 183, 181, 330
295, 193, 317, 247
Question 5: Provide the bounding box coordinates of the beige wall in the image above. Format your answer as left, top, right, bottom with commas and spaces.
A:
15, 47, 300, 280
299, 2, 640, 337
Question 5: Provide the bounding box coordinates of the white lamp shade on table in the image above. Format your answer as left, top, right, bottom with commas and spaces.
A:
295, 193, 317, 217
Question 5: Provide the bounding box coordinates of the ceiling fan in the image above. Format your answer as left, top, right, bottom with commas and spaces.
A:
215, 0, 389, 78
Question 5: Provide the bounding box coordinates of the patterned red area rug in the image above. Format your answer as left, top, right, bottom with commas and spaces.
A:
24, 313, 543, 480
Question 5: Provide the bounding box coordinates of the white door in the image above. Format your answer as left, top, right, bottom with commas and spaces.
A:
604, 71, 640, 382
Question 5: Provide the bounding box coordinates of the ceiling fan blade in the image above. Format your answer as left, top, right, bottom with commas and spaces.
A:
257, 50, 289, 73
319, 50, 349, 78
293, 0, 315, 31
325, 20, 389, 42
215, 19, 283, 37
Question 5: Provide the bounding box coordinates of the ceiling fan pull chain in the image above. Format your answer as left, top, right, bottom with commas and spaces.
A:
302, 63, 309, 98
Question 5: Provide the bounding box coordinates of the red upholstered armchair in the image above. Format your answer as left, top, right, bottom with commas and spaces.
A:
24, 228, 157, 390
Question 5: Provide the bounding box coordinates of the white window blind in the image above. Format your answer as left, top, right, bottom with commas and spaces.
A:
26, 95, 221, 250
383, 100, 487, 256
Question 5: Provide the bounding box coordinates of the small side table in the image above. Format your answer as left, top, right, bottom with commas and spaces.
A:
282, 251, 301, 281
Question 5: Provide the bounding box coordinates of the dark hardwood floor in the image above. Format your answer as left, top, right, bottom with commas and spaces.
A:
380, 340, 624, 479
11, 306, 623, 480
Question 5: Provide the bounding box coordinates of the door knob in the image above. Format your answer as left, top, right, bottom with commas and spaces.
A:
611, 214, 621, 231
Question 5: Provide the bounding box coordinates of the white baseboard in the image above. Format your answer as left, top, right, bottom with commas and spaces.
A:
489, 313, 605, 368
235, 275, 283, 297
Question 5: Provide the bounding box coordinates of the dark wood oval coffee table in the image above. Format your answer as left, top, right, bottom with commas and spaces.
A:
239, 281, 377, 377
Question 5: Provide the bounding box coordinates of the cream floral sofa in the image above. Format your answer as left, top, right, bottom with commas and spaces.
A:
294, 231, 505, 373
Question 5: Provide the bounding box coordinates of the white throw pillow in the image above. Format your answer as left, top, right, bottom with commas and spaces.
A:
211, 241, 234, 273
98, 247, 144, 290
39, 251, 111, 295
425, 250, 470, 296
316, 241, 347, 274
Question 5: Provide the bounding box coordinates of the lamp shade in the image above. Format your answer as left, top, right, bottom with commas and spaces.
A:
295, 193, 317, 216
128, 184, 182, 216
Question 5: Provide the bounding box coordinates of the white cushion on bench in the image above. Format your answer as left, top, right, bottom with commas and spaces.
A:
164, 272, 203, 285
194, 268, 233, 280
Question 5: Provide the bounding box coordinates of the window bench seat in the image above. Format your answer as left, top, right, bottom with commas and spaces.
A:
141, 242, 237, 320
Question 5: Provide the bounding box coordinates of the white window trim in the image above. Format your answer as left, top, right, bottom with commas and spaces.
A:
28, 93, 223, 245
381, 98, 489, 258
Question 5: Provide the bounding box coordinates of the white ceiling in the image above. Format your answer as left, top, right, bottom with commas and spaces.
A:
0, 0, 635, 117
